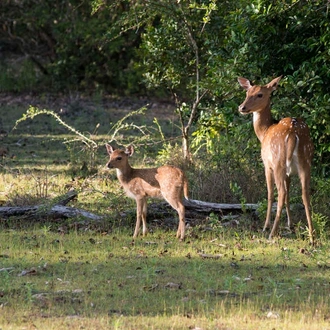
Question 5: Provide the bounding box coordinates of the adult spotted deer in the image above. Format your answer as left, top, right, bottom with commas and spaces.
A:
238, 76, 314, 244
105, 144, 188, 240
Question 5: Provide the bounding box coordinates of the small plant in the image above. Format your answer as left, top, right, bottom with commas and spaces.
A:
230, 182, 247, 213
30, 168, 56, 199
256, 199, 268, 222
312, 212, 329, 241
22, 282, 35, 303
207, 212, 220, 229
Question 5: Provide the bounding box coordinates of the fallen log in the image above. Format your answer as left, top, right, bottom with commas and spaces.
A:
0, 204, 102, 221
0, 189, 261, 222
0, 190, 102, 221
183, 199, 259, 213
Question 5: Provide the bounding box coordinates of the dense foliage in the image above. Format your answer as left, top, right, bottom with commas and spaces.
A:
0, 0, 141, 92
1, 0, 329, 174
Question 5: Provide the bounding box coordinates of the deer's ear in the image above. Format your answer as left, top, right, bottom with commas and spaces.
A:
106, 144, 115, 155
125, 145, 134, 157
238, 77, 252, 90
266, 76, 282, 91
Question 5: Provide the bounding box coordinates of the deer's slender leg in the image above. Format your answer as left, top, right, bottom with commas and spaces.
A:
269, 170, 286, 239
134, 198, 144, 238
264, 169, 274, 231
162, 189, 186, 241
300, 169, 314, 244
284, 175, 292, 228
141, 198, 148, 236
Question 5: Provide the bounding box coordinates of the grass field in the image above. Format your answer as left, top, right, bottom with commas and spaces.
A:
1, 226, 330, 330
0, 95, 330, 330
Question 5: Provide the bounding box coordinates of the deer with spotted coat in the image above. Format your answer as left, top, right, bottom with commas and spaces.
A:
238, 76, 314, 244
105, 144, 188, 240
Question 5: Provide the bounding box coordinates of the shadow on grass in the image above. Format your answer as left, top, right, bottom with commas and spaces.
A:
0, 225, 329, 323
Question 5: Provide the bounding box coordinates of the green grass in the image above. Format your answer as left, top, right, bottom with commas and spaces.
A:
1, 227, 330, 330
0, 97, 330, 329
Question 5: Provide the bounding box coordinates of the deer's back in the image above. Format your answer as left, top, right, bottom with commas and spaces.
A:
155, 165, 185, 184
119, 165, 185, 199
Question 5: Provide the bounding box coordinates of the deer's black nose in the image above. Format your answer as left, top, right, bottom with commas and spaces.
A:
239, 104, 247, 113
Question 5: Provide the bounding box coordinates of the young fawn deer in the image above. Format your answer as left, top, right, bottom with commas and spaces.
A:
238, 76, 314, 244
105, 144, 188, 240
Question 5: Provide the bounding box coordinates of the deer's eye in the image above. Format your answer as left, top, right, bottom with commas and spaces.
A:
116, 157, 122, 161
257, 93, 263, 98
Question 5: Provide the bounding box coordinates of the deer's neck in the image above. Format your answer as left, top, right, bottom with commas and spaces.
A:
252, 105, 273, 143
116, 165, 133, 182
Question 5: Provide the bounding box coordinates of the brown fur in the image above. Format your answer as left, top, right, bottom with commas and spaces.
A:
105, 144, 188, 240
238, 76, 314, 244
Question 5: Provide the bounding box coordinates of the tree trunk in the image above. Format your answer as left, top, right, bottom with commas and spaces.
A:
182, 127, 190, 160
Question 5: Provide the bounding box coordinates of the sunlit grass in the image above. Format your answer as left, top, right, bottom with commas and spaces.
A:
1, 101, 330, 329
1, 226, 330, 330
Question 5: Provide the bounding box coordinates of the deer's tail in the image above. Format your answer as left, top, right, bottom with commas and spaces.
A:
183, 175, 189, 200
285, 131, 298, 176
